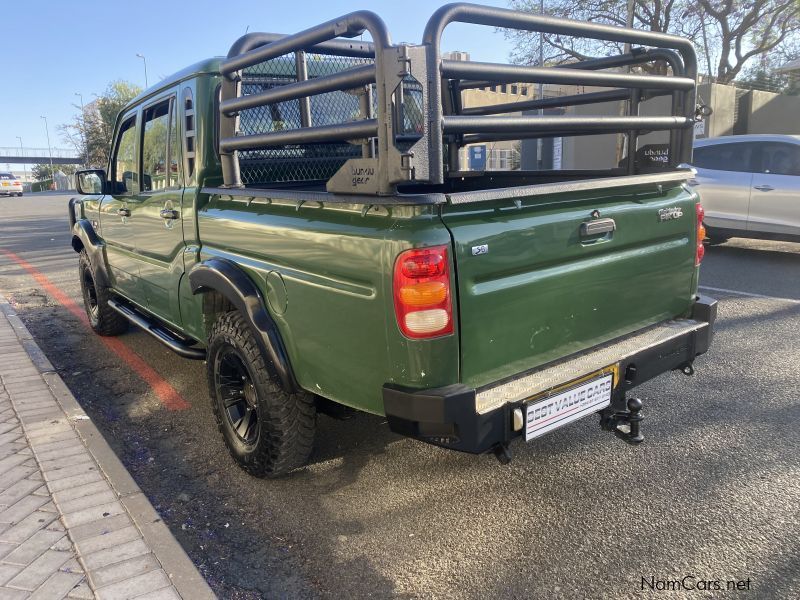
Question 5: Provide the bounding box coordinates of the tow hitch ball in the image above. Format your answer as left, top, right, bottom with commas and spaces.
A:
601, 397, 644, 445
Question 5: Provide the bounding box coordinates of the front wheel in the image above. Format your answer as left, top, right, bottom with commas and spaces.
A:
207, 311, 315, 477
78, 250, 128, 336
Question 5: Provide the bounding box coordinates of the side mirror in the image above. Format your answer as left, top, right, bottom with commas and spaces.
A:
75, 169, 107, 195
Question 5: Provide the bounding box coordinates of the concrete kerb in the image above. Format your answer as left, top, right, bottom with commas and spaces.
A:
0, 293, 216, 600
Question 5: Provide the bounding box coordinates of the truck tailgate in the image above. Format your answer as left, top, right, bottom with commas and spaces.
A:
441, 181, 698, 390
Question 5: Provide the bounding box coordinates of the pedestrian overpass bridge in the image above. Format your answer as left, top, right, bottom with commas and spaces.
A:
0, 147, 82, 165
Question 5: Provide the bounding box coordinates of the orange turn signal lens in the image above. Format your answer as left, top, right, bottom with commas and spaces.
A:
399, 281, 447, 307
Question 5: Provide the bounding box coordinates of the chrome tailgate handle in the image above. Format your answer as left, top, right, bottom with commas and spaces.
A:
580, 218, 616, 238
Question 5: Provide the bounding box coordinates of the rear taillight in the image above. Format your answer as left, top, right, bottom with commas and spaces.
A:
393, 246, 453, 339
695, 202, 706, 266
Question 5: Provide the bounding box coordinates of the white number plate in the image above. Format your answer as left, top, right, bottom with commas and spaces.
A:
525, 373, 613, 441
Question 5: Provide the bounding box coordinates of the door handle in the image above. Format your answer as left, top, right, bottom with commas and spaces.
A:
159, 209, 179, 220
753, 185, 774, 192
580, 218, 616, 238
117, 207, 131, 217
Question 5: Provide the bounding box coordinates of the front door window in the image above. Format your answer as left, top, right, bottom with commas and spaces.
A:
112, 116, 138, 194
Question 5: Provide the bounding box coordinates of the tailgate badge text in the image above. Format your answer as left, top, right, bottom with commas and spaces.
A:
658, 207, 683, 221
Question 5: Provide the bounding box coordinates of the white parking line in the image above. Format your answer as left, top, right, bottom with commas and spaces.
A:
700, 285, 800, 304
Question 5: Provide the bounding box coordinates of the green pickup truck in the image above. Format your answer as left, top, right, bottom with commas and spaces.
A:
70, 3, 716, 477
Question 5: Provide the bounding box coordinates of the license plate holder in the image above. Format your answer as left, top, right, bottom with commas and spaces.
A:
525, 372, 614, 441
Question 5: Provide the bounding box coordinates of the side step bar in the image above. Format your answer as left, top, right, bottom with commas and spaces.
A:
108, 298, 206, 360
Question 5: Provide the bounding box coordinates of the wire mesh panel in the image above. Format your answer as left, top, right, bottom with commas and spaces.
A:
238, 54, 374, 185
394, 75, 424, 153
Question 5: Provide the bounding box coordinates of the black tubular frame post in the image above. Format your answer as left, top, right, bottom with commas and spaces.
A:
422, 2, 698, 181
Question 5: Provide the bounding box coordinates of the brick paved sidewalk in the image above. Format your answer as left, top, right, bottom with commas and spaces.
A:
0, 298, 215, 600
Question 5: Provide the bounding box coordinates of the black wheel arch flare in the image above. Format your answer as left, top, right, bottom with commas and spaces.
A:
70, 216, 111, 290
189, 258, 298, 394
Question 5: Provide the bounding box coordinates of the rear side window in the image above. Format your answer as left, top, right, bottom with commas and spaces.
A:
112, 116, 138, 194
142, 100, 172, 191
758, 142, 800, 176
693, 143, 757, 173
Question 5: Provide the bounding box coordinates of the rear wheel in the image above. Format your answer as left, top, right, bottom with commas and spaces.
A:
207, 311, 315, 477
78, 251, 128, 336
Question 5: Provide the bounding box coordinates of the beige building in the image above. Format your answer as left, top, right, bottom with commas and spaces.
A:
457, 80, 585, 171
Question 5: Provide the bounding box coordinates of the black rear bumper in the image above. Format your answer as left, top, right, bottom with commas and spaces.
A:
383, 295, 717, 454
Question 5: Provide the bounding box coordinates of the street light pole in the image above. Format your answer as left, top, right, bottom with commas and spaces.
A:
75, 92, 87, 167
40, 116, 55, 191
136, 53, 149, 88
15, 136, 27, 185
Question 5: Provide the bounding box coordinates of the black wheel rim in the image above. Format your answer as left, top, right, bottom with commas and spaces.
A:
216, 347, 260, 445
81, 268, 99, 319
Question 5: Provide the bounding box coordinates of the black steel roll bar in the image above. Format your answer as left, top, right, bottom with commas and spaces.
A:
220, 120, 379, 151
217, 2, 699, 194
443, 115, 691, 134
422, 2, 698, 182
459, 88, 672, 116
218, 11, 393, 190
458, 47, 685, 91
226, 32, 375, 60
220, 64, 376, 117
442, 61, 693, 91
221, 12, 389, 75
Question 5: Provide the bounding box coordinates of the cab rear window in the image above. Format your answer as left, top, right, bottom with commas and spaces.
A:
0, 173, 14, 180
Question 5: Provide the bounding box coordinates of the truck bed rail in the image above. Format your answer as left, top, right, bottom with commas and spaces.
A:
218, 2, 700, 196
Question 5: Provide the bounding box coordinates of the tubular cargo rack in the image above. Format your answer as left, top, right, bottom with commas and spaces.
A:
217, 2, 700, 197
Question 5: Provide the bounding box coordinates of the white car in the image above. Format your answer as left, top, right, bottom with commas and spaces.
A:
691, 134, 800, 243
0, 172, 23, 197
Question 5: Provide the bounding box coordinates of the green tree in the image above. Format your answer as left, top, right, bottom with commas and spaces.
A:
32, 164, 56, 181
31, 164, 79, 181
59, 80, 141, 169
740, 53, 800, 94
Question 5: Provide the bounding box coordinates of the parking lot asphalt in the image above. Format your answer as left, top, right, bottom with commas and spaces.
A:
0, 193, 798, 599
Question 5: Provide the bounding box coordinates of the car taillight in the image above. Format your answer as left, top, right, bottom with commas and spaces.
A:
393, 246, 453, 339
696, 202, 706, 266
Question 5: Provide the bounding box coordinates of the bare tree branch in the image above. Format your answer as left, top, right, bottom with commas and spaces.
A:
506, 0, 800, 86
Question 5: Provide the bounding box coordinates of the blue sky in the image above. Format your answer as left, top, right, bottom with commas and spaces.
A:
0, 0, 512, 155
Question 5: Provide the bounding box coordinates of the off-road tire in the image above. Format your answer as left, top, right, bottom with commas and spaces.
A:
78, 250, 128, 336
207, 311, 315, 477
